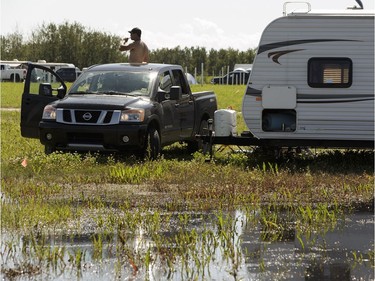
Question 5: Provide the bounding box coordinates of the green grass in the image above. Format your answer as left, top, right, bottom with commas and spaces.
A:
0, 82, 24, 108
191, 84, 246, 112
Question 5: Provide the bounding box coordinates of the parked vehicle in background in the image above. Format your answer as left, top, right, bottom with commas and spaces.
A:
0, 64, 26, 82
20, 63, 217, 158
56, 67, 81, 82
186, 73, 197, 85
211, 69, 250, 85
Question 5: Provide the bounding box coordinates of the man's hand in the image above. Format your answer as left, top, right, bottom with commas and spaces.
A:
119, 38, 129, 51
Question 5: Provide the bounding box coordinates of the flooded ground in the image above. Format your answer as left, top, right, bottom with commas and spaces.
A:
1, 210, 373, 281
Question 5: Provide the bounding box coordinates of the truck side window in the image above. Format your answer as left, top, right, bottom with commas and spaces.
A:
159, 71, 172, 93
171, 69, 188, 94
308, 58, 352, 88
29, 68, 63, 96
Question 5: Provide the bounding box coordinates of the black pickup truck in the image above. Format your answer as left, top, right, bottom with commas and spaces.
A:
20, 63, 217, 158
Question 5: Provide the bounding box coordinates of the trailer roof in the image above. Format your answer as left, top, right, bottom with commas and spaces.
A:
287, 9, 374, 17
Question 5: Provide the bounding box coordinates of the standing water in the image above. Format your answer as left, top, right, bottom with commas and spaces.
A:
1, 209, 373, 280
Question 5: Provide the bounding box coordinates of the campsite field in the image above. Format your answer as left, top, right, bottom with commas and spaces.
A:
1, 82, 373, 280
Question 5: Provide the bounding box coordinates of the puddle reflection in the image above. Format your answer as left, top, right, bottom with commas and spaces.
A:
1, 211, 373, 280
240, 211, 374, 280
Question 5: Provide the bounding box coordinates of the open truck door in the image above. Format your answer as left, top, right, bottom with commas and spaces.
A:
20, 63, 67, 138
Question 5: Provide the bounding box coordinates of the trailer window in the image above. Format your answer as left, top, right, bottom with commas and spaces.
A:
308, 58, 352, 88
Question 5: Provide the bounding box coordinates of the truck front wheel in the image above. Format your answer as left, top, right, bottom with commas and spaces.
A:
140, 127, 161, 160
44, 144, 55, 155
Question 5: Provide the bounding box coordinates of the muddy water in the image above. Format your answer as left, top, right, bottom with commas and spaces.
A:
240, 211, 374, 280
1, 211, 373, 281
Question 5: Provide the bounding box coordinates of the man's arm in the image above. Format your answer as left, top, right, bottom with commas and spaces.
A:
119, 39, 133, 51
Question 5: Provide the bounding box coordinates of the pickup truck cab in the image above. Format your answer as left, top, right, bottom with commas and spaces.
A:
20, 63, 217, 158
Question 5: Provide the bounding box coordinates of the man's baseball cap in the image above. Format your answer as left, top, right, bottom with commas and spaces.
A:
129, 27, 141, 36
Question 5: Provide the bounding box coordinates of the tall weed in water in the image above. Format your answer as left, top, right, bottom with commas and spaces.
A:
109, 162, 164, 183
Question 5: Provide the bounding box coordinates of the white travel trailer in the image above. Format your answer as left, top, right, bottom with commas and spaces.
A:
238, 4, 374, 148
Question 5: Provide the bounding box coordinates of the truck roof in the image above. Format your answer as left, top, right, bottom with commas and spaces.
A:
87, 63, 182, 72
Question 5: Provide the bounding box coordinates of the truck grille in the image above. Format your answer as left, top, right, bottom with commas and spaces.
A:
74, 110, 101, 123
57, 109, 120, 125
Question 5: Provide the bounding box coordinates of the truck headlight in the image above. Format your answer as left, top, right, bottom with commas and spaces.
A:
120, 109, 145, 122
42, 105, 57, 120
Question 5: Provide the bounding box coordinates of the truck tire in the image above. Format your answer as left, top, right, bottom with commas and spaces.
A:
10, 74, 21, 82
140, 127, 161, 160
44, 145, 55, 155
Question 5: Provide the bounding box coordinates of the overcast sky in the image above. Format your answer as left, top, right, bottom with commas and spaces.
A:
1, 0, 373, 51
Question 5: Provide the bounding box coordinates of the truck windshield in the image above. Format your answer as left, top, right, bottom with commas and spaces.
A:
69, 71, 155, 96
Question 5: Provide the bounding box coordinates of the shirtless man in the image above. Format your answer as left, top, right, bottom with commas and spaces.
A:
119, 27, 149, 63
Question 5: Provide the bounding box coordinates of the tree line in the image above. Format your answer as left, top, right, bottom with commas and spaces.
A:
1, 21, 256, 75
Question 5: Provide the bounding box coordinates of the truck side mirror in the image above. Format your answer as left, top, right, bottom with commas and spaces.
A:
156, 89, 168, 102
170, 86, 182, 100
39, 83, 52, 96
57, 86, 66, 99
